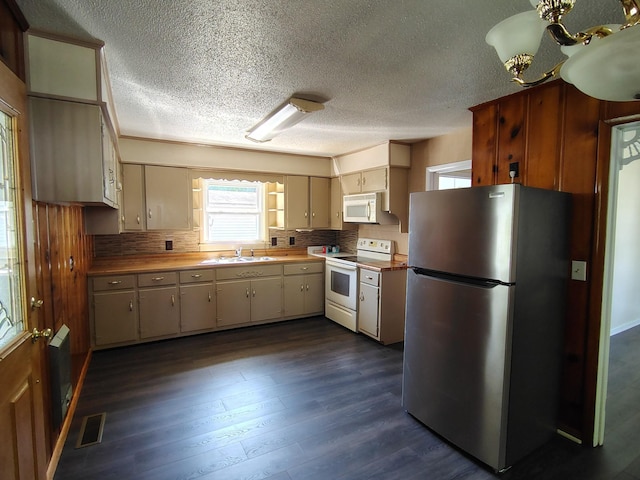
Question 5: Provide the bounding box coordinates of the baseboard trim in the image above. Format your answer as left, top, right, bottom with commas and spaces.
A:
46, 349, 92, 480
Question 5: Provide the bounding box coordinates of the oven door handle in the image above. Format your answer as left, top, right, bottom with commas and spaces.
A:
327, 262, 357, 272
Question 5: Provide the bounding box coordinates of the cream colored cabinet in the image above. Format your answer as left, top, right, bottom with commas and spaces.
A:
29, 96, 118, 206
358, 268, 407, 345
283, 262, 324, 317
216, 264, 283, 326
330, 177, 356, 231
284, 176, 330, 229
145, 165, 191, 230
138, 272, 180, 339
341, 168, 387, 195
267, 182, 285, 229
179, 269, 216, 333
122, 163, 146, 231
90, 275, 138, 347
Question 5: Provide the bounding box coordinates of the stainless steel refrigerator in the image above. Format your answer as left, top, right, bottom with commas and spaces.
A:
402, 184, 571, 472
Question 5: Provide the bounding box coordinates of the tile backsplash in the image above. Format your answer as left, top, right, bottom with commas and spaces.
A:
93, 229, 358, 257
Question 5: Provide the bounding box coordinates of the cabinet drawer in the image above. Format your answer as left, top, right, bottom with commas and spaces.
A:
360, 269, 380, 286
138, 271, 177, 287
179, 269, 215, 284
216, 264, 282, 280
92, 275, 136, 291
283, 262, 323, 275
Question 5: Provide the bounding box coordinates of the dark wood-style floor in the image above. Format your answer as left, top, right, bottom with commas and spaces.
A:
54, 317, 640, 480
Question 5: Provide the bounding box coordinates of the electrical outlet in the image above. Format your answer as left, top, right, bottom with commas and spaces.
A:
289, 236, 295, 246
509, 162, 519, 178
271, 237, 277, 246
571, 260, 587, 281
165, 240, 173, 250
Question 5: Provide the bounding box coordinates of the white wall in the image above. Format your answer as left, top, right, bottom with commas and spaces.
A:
610, 157, 640, 335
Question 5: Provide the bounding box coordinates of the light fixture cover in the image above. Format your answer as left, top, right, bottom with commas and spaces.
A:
246, 98, 324, 143
560, 25, 640, 101
486, 11, 548, 63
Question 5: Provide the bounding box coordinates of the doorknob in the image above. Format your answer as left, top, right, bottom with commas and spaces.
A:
30, 297, 44, 310
31, 328, 52, 343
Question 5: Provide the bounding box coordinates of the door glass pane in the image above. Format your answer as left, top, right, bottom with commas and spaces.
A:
0, 110, 24, 348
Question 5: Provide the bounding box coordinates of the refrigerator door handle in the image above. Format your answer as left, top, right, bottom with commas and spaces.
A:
411, 267, 510, 288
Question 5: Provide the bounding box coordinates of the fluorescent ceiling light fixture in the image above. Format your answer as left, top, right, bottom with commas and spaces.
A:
246, 97, 324, 143
486, 0, 640, 101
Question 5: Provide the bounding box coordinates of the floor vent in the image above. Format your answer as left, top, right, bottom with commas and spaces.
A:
76, 413, 106, 448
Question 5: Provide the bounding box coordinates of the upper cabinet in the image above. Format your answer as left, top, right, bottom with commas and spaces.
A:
29, 96, 118, 206
145, 165, 191, 230
283, 176, 330, 230
335, 142, 410, 232
341, 168, 388, 195
330, 177, 356, 231
27, 32, 122, 208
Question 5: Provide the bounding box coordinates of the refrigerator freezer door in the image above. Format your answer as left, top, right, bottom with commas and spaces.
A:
408, 185, 517, 283
402, 268, 514, 470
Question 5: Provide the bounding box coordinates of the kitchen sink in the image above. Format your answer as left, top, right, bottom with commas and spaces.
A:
200, 256, 276, 264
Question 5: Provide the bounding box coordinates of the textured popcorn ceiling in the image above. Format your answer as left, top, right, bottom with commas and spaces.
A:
15, 0, 622, 157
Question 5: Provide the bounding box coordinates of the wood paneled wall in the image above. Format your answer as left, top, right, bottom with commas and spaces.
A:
470, 80, 640, 441
33, 203, 93, 372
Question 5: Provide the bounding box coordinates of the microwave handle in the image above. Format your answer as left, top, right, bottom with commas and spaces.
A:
367, 202, 371, 220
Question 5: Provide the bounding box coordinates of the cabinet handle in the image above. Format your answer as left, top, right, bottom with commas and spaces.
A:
312, 212, 315, 218
357, 177, 361, 186
208, 291, 211, 302
306, 284, 310, 291
151, 276, 165, 281
336, 212, 340, 217
362, 177, 366, 185
108, 280, 122, 285
246, 288, 250, 298
300, 284, 304, 292
301, 267, 308, 271
252, 289, 256, 297
171, 294, 175, 306
360, 292, 365, 301
148, 208, 152, 219
136, 214, 140, 224
365, 275, 373, 280
191, 274, 202, 278
304, 211, 308, 218
129, 300, 133, 311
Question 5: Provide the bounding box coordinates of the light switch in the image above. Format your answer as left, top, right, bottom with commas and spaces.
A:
571, 260, 587, 281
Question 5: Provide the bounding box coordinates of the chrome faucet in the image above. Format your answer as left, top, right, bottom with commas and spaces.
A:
235, 247, 242, 257
250, 249, 254, 257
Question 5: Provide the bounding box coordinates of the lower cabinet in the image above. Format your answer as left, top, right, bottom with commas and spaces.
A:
179, 269, 216, 332
283, 262, 324, 317
216, 264, 283, 327
138, 272, 179, 339
89, 261, 323, 349
358, 268, 407, 345
91, 275, 138, 347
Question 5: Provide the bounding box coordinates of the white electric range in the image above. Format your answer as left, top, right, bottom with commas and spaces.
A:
324, 238, 394, 332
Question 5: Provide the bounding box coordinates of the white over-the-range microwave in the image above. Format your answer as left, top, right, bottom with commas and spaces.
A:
343, 192, 397, 224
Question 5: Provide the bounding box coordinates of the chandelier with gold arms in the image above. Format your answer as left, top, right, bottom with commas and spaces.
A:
486, 0, 640, 101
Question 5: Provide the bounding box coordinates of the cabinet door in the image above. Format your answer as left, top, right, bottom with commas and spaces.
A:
283, 276, 305, 317
180, 283, 216, 333
285, 175, 309, 229
471, 104, 498, 186
309, 177, 330, 228
341, 172, 361, 194
29, 97, 106, 204
304, 273, 324, 315
361, 168, 387, 192
330, 177, 342, 230
216, 280, 251, 326
139, 286, 180, 338
101, 125, 118, 206
251, 277, 283, 322
123, 164, 145, 231
145, 165, 191, 230
358, 283, 380, 338
93, 291, 138, 346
